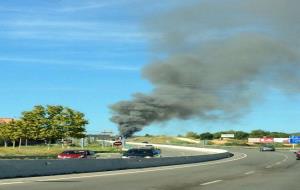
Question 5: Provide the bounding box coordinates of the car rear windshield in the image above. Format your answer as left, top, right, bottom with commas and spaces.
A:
265, 145, 274, 147
127, 149, 153, 155
63, 150, 86, 154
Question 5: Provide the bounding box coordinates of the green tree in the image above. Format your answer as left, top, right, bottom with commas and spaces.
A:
44, 105, 65, 143
21, 105, 47, 144
9, 120, 23, 148
213, 132, 222, 139
269, 132, 289, 138
0, 105, 88, 147
61, 107, 88, 139
0, 123, 11, 147
186, 132, 200, 139
249, 130, 270, 138
20, 105, 88, 145
200, 132, 214, 140
291, 132, 300, 136
234, 131, 249, 140
0, 121, 22, 148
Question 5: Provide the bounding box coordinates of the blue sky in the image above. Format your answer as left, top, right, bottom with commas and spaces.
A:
0, 0, 299, 135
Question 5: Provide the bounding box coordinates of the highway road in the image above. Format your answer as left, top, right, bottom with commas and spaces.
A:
157, 146, 209, 157
97, 144, 208, 158
0, 148, 299, 190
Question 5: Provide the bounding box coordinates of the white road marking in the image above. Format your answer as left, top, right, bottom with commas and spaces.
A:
0, 153, 247, 186
0, 182, 24, 186
282, 155, 288, 162
200, 180, 223, 186
244, 171, 255, 175
265, 154, 289, 169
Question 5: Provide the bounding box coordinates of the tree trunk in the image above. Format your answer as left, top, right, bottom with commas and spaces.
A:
12, 141, 15, 148
25, 139, 28, 147
47, 139, 51, 150
4, 140, 7, 148
18, 138, 22, 149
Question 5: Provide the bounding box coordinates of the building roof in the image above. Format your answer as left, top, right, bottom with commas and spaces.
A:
0, 118, 14, 124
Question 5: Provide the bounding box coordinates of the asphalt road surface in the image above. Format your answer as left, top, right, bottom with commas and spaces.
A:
160, 146, 208, 157
0, 148, 299, 190
126, 142, 209, 156
97, 145, 207, 158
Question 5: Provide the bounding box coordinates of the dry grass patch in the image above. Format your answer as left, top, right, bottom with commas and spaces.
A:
0, 145, 120, 157
129, 136, 194, 145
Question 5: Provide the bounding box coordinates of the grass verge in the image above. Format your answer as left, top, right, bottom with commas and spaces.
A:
0, 145, 120, 158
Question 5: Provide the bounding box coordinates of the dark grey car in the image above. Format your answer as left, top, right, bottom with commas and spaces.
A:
260, 144, 275, 151
122, 148, 161, 158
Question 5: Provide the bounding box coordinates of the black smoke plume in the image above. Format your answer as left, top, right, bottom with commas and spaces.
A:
110, 0, 300, 137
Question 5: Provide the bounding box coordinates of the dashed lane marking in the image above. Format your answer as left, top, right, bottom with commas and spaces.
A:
0, 182, 24, 186
200, 180, 223, 186
265, 154, 289, 169
244, 171, 255, 175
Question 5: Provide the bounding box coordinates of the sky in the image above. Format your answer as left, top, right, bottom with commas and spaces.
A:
0, 0, 299, 135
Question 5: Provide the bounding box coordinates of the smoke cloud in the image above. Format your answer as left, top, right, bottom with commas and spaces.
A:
110, 0, 300, 137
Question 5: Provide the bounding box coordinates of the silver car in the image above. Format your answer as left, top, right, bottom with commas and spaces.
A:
260, 144, 275, 151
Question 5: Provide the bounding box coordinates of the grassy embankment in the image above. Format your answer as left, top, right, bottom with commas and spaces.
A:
0, 145, 120, 158
209, 139, 299, 148
129, 136, 197, 145
3, 136, 295, 157
130, 136, 299, 148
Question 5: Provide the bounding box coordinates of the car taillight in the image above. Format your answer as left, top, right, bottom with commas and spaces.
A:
58, 155, 66, 159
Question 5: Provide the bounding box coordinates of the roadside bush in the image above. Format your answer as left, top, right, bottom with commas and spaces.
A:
200, 132, 213, 140
272, 143, 290, 147
224, 141, 249, 146
186, 132, 200, 139
206, 141, 215, 145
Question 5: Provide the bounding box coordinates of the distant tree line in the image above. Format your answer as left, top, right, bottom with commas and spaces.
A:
0, 105, 88, 148
185, 130, 291, 140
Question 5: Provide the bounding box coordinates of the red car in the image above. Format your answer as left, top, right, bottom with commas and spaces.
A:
295, 151, 300, 160
57, 150, 95, 159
